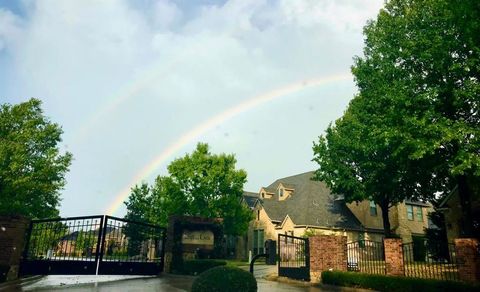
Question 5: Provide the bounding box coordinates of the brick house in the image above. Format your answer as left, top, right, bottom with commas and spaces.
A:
245, 171, 432, 255
438, 186, 480, 242
56, 227, 126, 257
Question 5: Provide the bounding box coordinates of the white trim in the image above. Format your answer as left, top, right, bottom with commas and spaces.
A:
275, 214, 294, 229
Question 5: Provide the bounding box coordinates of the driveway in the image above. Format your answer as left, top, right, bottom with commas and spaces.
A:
2, 266, 333, 292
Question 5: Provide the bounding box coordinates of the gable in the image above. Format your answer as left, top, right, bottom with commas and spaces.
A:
261, 171, 363, 231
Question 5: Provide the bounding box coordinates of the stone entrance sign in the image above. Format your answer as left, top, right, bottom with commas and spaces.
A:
164, 216, 223, 273
182, 230, 214, 246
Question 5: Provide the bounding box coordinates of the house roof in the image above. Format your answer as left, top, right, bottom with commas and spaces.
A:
405, 199, 431, 207
261, 187, 276, 194
438, 186, 458, 208
242, 191, 259, 209
260, 171, 363, 231
279, 183, 296, 190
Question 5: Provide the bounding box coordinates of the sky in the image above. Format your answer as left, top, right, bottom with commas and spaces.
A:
0, 0, 384, 217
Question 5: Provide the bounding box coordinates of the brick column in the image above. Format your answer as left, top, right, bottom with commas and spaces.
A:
384, 238, 404, 276
455, 238, 480, 283
309, 235, 347, 282
0, 215, 30, 281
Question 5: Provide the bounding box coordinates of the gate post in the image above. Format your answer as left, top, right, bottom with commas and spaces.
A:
309, 235, 347, 283
383, 238, 404, 276
454, 238, 480, 283
0, 215, 30, 281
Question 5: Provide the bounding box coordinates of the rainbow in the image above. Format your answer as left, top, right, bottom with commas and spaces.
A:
104, 73, 352, 215
73, 52, 188, 144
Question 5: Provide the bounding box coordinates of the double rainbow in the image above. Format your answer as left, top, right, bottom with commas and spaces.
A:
104, 73, 351, 215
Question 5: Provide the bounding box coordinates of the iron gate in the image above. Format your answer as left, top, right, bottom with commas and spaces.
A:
346, 240, 385, 274
20, 215, 166, 276
278, 234, 310, 281
402, 242, 460, 281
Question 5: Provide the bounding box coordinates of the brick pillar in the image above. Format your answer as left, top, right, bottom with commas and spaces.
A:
0, 215, 30, 281
163, 216, 176, 273
384, 238, 404, 276
309, 235, 347, 282
455, 238, 480, 283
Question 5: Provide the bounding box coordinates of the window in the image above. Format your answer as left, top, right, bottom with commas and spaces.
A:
369, 201, 377, 216
257, 209, 260, 221
407, 204, 414, 220
279, 188, 284, 197
253, 229, 264, 255
416, 207, 423, 222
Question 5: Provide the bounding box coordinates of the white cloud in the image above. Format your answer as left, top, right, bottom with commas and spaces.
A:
0, 0, 383, 216
0, 8, 23, 51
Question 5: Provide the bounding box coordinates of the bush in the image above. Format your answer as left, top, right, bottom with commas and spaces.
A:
181, 259, 227, 275
321, 271, 480, 292
191, 266, 257, 292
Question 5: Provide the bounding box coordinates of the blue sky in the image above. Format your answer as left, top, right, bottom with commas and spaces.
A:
0, 0, 383, 217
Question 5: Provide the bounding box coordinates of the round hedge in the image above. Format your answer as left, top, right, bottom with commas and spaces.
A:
191, 266, 257, 292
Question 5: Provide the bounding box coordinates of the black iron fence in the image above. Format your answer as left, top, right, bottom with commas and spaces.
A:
402, 242, 459, 281
20, 215, 166, 275
100, 216, 165, 263
278, 234, 310, 281
346, 240, 385, 274
24, 215, 104, 263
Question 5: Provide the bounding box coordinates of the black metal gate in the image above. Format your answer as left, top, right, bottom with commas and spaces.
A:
278, 234, 310, 281
402, 242, 460, 281
20, 215, 166, 276
346, 240, 385, 274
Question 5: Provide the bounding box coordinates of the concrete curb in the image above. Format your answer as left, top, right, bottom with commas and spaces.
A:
264, 274, 377, 292
0, 275, 44, 291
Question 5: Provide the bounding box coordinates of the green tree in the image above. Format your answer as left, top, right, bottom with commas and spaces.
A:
0, 99, 72, 218
124, 183, 152, 255
313, 97, 440, 237
314, 0, 480, 237
75, 230, 96, 256
124, 143, 252, 235
351, 0, 480, 236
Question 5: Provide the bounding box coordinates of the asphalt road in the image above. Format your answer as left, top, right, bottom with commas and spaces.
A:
1, 265, 332, 292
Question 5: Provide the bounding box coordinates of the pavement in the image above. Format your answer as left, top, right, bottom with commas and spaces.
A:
0, 265, 338, 292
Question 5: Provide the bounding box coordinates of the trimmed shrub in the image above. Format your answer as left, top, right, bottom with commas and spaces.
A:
181, 259, 227, 275
321, 271, 480, 292
191, 266, 257, 292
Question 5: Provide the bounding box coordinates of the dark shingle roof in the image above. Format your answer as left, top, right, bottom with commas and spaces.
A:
243, 191, 259, 209
261, 171, 363, 231
262, 187, 276, 194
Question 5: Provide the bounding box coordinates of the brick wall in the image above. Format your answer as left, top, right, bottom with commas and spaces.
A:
309, 235, 347, 282
455, 238, 480, 283
0, 215, 30, 281
383, 238, 404, 276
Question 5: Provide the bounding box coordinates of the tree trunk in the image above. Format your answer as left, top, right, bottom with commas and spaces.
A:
457, 174, 474, 237
380, 200, 392, 238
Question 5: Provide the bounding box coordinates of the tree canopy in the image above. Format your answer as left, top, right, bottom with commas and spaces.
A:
313, 0, 479, 237
124, 143, 252, 235
0, 98, 72, 218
